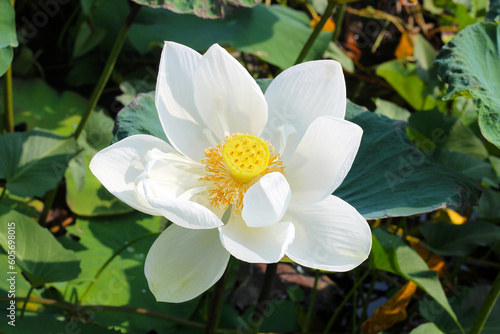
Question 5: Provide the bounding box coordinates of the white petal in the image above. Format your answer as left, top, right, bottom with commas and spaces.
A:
286, 196, 372, 272
89, 135, 175, 215
242, 172, 291, 228
156, 42, 209, 161
286, 116, 362, 206
144, 179, 223, 229
193, 44, 267, 141
145, 225, 230, 303
262, 60, 346, 161
219, 215, 295, 263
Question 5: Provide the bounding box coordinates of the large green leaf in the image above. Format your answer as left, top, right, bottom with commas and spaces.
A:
60, 212, 198, 332
420, 221, 500, 256
126, 4, 331, 69
112, 93, 480, 219
420, 286, 500, 333
0, 209, 81, 287
370, 228, 461, 330
334, 111, 481, 219
0, 79, 88, 136
66, 109, 134, 216
408, 109, 489, 160
132, 0, 260, 19
0, 0, 18, 49
409, 323, 445, 334
435, 22, 500, 148
0, 130, 78, 197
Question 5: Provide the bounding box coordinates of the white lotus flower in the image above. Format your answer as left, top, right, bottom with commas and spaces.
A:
90, 42, 372, 303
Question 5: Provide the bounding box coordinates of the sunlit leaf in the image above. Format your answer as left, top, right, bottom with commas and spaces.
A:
0, 209, 81, 287
60, 212, 198, 332
409, 322, 445, 334
370, 228, 460, 329
0, 130, 78, 197
435, 22, 500, 148
0, 0, 18, 48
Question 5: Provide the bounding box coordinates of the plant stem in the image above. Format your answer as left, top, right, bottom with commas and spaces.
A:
4, 296, 238, 333
0, 187, 6, 204
303, 269, 320, 333
332, 3, 347, 43
294, 0, 336, 65
204, 262, 230, 334
20, 285, 34, 318
80, 232, 160, 304
248, 263, 279, 334
468, 271, 500, 334
323, 269, 371, 334
73, 2, 141, 140
3, 64, 14, 133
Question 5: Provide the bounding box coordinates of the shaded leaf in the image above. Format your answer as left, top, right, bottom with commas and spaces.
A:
0, 130, 77, 197
0, 46, 13, 77
409, 323, 445, 334
0, 209, 81, 287
435, 22, 500, 148
420, 221, 500, 256
73, 21, 107, 58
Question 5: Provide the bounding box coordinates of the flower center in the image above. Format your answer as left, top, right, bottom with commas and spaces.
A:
200, 133, 284, 213
222, 134, 270, 184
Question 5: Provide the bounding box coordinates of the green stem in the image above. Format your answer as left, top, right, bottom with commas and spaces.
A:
38, 184, 59, 226
204, 261, 230, 334
294, 0, 336, 65
469, 271, 500, 334
0, 187, 6, 205
80, 232, 160, 304
3, 63, 14, 133
20, 285, 34, 318
4, 296, 238, 333
73, 2, 141, 140
332, 3, 347, 44
248, 262, 279, 334
302, 270, 320, 333
323, 269, 371, 334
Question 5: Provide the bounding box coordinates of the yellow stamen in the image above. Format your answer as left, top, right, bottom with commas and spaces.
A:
200, 133, 284, 213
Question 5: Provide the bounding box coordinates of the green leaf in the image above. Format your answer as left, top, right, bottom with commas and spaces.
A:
61, 212, 198, 333
73, 21, 107, 58
0, 209, 81, 286
420, 221, 500, 256
427, 149, 496, 183
435, 22, 500, 148
0, 79, 88, 136
0, 46, 13, 77
374, 98, 411, 122
131, 0, 260, 19
334, 110, 481, 219
476, 187, 500, 221
370, 228, 461, 331
0, 0, 18, 48
420, 286, 500, 333
112, 92, 168, 143
0, 130, 78, 197
409, 323, 445, 334
126, 4, 331, 69
376, 59, 443, 111
487, 0, 500, 21
66, 110, 134, 216
324, 41, 355, 73
408, 109, 489, 160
